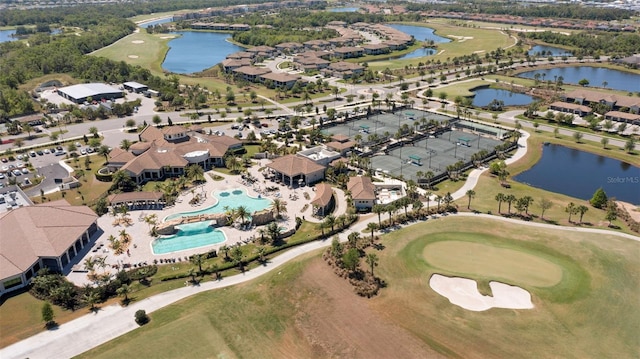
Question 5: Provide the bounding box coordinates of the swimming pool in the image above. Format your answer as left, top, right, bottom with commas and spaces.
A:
166, 188, 272, 221
151, 221, 226, 254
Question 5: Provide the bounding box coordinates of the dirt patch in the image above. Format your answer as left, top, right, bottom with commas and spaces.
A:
127, 55, 139, 59
131, 40, 144, 44
617, 201, 640, 222
281, 257, 444, 359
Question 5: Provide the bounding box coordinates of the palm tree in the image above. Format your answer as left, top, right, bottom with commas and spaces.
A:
255, 246, 267, 263
366, 222, 379, 243
577, 205, 589, 223
271, 198, 287, 219
435, 195, 443, 212
337, 214, 347, 230
219, 245, 230, 261
365, 253, 379, 276
234, 205, 250, 226
347, 232, 360, 249
231, 246, 245, 271
120, 139, 132, 151
324, 214, 336, 232
386, 203, 396, 225
566, 202, 576, 223
190, 254, 205, 275
372, 204, 385, 227
412, 200, 423, 217
98, 145, 111, 163
267, 222, 282, 244
83, 290, 100, 312
495, 193, 505, 213
116, 284, 131, 304
505, 194, 516, 214
257, 227, 267, 244
424, 191, 432, 213
466, 189, 476, 209
186, 164, 204, 183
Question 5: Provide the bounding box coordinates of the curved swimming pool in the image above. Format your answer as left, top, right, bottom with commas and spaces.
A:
165, 188, 272, 221
151, 221, 226, 254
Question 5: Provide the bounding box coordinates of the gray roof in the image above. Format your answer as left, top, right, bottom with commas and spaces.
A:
58, 83, 122, 100
123, 81, 147, 89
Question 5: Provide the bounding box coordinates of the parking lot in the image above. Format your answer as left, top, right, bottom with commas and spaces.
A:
1, 144, 74, 193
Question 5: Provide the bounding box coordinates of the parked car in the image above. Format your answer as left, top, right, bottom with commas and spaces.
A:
1, 166, 8, 172
1, 158, 7, 163
29, 151, 36, 157
0, 173, 4, 179
17, 154, 24, 160
261, 123, 269, 128
80, 149, 87, 155
12, 169, 22, 176
75, 142, 82, 147
55, 150, 66, 156
21, 168, 29, 174
43, 149, 51, 154
36, 150, 44, 156
86, 147, 94, 153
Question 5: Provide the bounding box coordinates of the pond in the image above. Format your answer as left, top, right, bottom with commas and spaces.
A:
471, 88, 534, 107
517, 66, 640, 93
0, 29, 16, 43
515, 144, 640, 205
162, 31, 245, 74
528, 45, 573, 57
386, 24, 451, 44
139, 17, 173, 28
329, 7, 359, 12
393, 47, 437, 60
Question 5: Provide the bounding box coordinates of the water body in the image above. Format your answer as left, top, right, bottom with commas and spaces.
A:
386, 24, 451, 44
517, 66, 640, 93
471, 88, 534, 107
515, 144, 640, 204
162, 31, 245, 74
139, 17, 173, 29
329, 7, 359, 12
528, 45, 573, 57
0, 29, 16, 43
393, 47, 437, 60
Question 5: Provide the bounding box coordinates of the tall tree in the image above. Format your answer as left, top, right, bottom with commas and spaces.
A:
466, 189, 476, 209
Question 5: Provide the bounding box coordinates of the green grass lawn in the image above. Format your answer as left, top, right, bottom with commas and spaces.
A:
432, 79, 489, 98
369, 22, 513, 71
90, 31, 171, 75
0, 290, 89, 348
76, 216, 639, 359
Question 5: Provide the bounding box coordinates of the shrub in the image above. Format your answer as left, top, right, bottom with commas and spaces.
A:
135, 310, 149, 326
590, 187, 608, 208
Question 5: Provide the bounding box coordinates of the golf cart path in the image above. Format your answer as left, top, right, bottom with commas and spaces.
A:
2, 132, 638, 359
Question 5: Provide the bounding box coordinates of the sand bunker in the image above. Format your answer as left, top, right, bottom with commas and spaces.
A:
127, 55, 139, 59
449, 35, 474, 42
429, 274, 534, 311
473, 50, 485, 54
160, 36, 175, 39
131, 40, 144, 44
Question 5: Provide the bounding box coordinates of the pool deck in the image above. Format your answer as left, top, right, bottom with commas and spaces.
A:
67, 159, 346, 286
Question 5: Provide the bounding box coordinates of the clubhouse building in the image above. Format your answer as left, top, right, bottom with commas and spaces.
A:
0, 200, 99, 296
108, 125, 242, 184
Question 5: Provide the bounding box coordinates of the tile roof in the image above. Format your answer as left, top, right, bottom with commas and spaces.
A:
266, 155, 326, 177
311, 183, 334, 207
108, 147, 135, 163
347, 176, 376, 201
0, 200, 97, 279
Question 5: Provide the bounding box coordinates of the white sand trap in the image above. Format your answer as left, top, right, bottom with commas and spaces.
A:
473, 50, 485, 54
429, 274, 534, 311
128, 55, 139, 59
131, 40, 144, 44
160, 36, 175, 39
449, 35, 474, 42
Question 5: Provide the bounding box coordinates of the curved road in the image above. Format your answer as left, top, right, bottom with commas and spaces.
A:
2, 131, 638, 359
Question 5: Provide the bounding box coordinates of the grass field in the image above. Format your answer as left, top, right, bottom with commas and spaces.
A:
368, 22, 514, 71
433, 79, 490, 98
76, 216, 639, 359
91, 31, 172, 75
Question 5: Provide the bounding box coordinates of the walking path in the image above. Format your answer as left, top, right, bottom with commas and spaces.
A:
2, 130, 637, 359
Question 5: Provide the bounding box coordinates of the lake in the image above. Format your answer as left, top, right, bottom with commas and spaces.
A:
517, 66, 640, 93
0, 29, 16, 43
471, 88, 534, 107
162, 31, 245, 74
386, 24, 451, 44
139, 17, 173, 29
329, 7, 359, 12
393, 47, 437, 60
528, 45, 573, 57
515, 144, 640, 205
